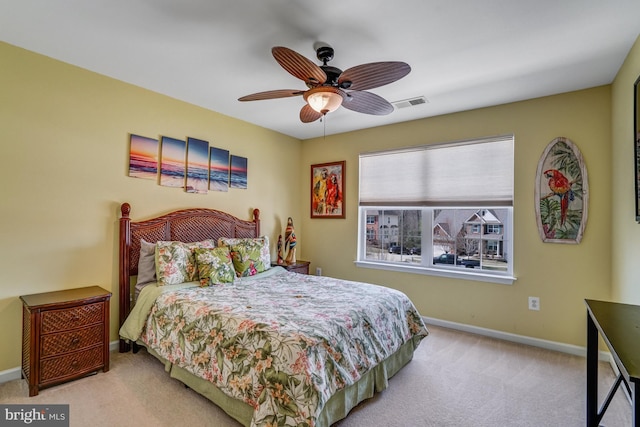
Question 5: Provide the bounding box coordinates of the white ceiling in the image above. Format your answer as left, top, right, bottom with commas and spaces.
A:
1, 0, 639, 140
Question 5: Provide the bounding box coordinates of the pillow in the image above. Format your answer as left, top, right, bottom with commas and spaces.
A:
218, 236, 270, 274
219, 237, 270, 277
155, 239, 216, 286
194, 247, 235, 287
137, 239, 157, 287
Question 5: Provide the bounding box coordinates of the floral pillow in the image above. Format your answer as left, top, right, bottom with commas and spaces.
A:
194, 247, 235, 287
218, 236, 270, 276
218, 237, 270, 277
155, 239, 216, 286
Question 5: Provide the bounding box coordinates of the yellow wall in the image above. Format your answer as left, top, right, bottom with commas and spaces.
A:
301, 86, 612, 348
0, 42, 302, 372
612, 36, 640, 303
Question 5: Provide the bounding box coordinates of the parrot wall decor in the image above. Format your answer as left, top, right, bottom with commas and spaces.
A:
535, 137, 589, 244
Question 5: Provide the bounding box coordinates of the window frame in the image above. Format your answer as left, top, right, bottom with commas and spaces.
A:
356, 135, 516, 285
356, 206, 515, 284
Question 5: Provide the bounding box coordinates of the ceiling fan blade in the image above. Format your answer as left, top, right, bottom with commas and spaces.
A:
238, 89, 304, 101
338, 62, 411, 91
272, 46, 327, 86
342, 91, 394, 115
300, 104, 323, 123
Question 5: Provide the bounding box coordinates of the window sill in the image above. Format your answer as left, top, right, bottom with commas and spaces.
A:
354, 260, 516, 285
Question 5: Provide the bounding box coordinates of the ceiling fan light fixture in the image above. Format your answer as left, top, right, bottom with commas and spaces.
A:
304, 87, 344, 115
239, 45, 411, 123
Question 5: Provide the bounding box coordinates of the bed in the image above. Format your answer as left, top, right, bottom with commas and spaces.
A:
117, 202, 428, 427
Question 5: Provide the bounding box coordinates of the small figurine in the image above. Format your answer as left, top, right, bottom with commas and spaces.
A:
276, 234, 284, 265
284, 217, 297, 264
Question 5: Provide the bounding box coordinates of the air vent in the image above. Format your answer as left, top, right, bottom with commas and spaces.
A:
392, 96, 428, 109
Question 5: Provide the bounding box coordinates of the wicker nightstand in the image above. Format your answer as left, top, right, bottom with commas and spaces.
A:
20, 286, 111, 396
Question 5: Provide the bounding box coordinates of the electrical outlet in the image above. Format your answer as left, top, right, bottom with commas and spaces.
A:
316, 267, 322, 276
528, 296, 540, 311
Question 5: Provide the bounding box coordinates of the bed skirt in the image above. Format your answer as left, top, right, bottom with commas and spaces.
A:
140, 335, 423, 427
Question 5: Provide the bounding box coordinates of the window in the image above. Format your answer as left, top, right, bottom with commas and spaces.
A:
486, 224, 502, 234
357, 135, 515, 284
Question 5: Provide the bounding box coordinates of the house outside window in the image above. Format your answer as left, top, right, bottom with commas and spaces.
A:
356, 135, 515, 284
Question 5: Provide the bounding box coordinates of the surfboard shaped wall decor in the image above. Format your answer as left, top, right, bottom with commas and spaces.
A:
535, 137, 588, 244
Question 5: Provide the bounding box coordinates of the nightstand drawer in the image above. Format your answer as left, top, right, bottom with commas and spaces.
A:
40, 345, 104, 382
41, 324, 104, 357
41, 303, 104, 333
287, 263, 309, 274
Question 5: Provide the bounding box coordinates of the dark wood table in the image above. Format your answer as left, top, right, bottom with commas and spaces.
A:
585, 299, 640, 426
271, 260, 310, 275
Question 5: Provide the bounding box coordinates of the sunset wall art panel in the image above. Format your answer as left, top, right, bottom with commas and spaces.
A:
128, 134, 158, 180
160, 136, 186, 188
186, 137, 209, 194
209, 146, 230, 192
230, 155, 248, 189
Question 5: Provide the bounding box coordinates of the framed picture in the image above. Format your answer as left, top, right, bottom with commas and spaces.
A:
534, 137, 588, 244
311, 161, 345, 218
634, 74, 640, 222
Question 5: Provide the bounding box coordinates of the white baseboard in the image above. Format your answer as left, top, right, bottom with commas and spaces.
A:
423, 316, 612, 362
0, 367, 21, 384
0, 340, 122, 385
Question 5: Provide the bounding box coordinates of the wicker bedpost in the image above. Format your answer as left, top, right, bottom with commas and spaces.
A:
119, 203, 131, 353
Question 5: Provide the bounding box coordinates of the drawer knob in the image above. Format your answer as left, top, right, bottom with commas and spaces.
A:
71, 337, 80, 345
71, 315, 80, 322
71, 360, 79, 369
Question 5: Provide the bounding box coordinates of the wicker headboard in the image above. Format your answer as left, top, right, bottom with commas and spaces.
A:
118, 202, 260, 351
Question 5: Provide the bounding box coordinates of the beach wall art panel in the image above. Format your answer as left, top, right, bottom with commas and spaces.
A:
128, 134, 158, 180
209, 146, 230, 192
160, 136, 186, 188
128, 133, 247, 194
186, 137, 209, 194
534, 136, 588, 244
230, 155, 248, 189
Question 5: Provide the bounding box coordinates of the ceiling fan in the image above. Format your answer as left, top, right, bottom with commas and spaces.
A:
238, 44, 411, 123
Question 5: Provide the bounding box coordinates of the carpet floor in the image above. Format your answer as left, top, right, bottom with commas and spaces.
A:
0, 325, 632, 426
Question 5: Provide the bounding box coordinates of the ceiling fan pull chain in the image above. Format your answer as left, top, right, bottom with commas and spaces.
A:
322, 115, 326, 139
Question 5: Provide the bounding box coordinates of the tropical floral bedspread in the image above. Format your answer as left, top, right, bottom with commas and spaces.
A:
134, 269, 428, 427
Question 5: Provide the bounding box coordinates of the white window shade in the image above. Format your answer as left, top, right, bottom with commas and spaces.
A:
359, 136, 514, 206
